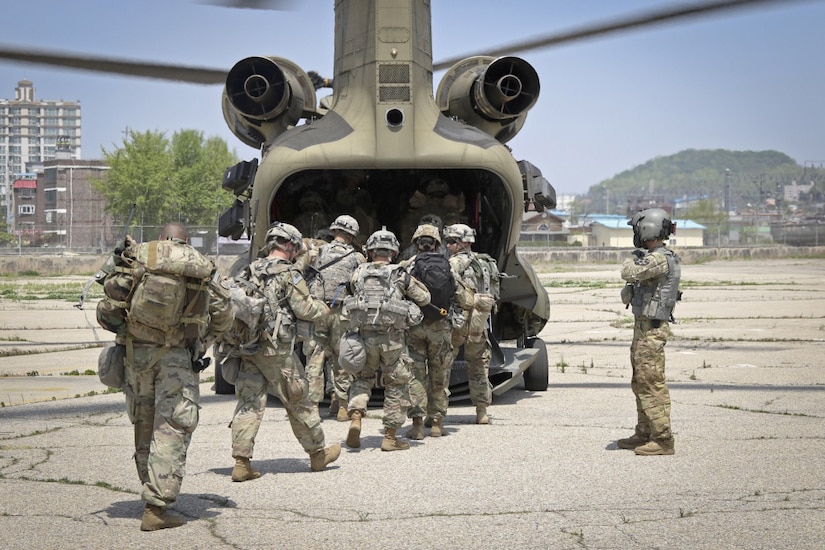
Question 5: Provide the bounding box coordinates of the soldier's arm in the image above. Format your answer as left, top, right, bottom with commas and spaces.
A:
405, 273, 432, 307
286, 270, 331, 323
204, 277, 235, 343
453, 271, 474, 310
621, 251, 669, 282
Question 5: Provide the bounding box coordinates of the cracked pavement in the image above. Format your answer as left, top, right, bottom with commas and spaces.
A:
1, 258, 824, 548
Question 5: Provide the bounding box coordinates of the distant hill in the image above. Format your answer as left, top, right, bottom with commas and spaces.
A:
585, 149, 822, 215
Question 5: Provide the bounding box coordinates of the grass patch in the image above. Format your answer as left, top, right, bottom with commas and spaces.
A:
0, 281, 103, 302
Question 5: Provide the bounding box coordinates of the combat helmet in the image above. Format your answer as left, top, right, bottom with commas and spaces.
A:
411, 223, 442, 245
418, 213, 443, 230
298, 191, 324, 212
628, 208, 675, 248
330, 214, 360, 237
365, 227, 400, 256
265, 221, 303, 250
443, 223, 476, 243
425, 178, 450, 198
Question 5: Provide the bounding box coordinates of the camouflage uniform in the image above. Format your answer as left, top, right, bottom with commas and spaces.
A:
295, 237, 332, 409
101, 237, 233, 510
621, 244, 681, 450
344, 262, 431, 429
230, 256, 331, 459
400, 255, 473, 422
447, 250, 493, 409
307, 238, 366, 407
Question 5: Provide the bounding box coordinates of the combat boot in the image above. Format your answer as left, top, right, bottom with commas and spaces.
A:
617, 433, 648, 450
346, 410, 362, 448
635, 439, 675, 456
310, 443, 342, 471
430, 417, 444, 437
381, 427, 410, 451
406, 417, 424, 440
140, 504, 184, 531
424, 416, 433, 428
231, 457, 261, 482
476, 406, 489, 425
337, 400, 351, 422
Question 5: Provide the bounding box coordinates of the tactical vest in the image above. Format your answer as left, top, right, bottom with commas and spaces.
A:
631, 247, 681, 321
310, 241, 361, 305
344, 263, 416, 330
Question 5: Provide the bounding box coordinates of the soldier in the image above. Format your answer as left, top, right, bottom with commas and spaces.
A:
293, 228, 336, 418
444, 223, 497, 425
399, 178, 466, 247
341, 228, 431, 451
619, 208, 681, 456
400, 224, 472, 439
228, 222, 340, 481
293, 190, 330, 240
97, 222, 234, 531
305, 215, 367, 421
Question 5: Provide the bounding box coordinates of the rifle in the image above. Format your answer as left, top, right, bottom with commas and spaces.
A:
75, 204, 136, 310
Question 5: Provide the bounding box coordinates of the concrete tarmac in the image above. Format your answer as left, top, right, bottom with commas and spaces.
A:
1, 258, 824, 548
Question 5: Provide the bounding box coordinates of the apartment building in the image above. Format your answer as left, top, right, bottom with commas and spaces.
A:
1, 80, 82, 226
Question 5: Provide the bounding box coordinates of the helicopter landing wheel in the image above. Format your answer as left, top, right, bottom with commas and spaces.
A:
523, 337, 549, 391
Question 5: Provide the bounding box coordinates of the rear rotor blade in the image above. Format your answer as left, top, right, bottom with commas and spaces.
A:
0, 44, 227, 85
434, 0, 818, 71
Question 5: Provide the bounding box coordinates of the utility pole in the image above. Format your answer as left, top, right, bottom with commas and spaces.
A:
724, 169, 731, 217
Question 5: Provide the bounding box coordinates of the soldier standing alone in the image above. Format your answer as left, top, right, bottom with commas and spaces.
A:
619, 208, 681, 456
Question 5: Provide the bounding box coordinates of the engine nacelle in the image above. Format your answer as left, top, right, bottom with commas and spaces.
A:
436, 56, 540, 144
221, 56, 318, 149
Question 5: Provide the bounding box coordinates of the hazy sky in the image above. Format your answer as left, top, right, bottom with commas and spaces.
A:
2, 0, 824, 196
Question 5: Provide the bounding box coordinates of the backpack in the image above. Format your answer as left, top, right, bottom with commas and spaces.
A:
219, 260, 291, 354
221, 275, 269, 354
308, 242, 359, 304
110, 240, 213, 347
410, 252, 455, 321
470, 253, 501, 301
344, 263, 418, 330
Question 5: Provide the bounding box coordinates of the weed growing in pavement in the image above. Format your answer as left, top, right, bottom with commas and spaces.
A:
556, 355, 568, 373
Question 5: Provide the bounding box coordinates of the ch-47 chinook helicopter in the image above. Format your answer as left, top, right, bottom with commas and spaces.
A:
0, 0, 806, 399
214, 0, 555, 397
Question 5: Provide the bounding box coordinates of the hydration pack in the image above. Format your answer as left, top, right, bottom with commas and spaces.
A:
410, 252, 455, 321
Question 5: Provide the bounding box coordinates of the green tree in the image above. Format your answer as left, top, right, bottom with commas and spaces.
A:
94, 129, 239, 230
684, 199, 726, 226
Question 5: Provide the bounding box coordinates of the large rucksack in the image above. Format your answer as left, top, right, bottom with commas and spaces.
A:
125, 240, 214, 346
344, 263, 420, 330
219, 261, 292, 354
410, 252, 455, 321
